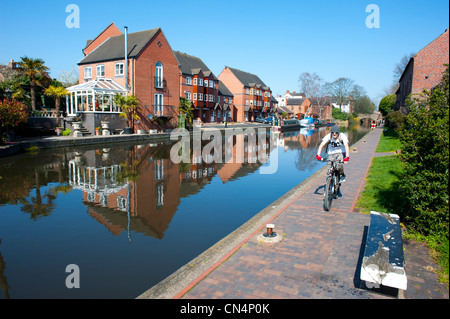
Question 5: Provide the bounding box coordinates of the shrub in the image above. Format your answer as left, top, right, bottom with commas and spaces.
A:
398, 65, 449, 237
332, 107, 351, 120
0, 98, 28, 143
61, 128, 72, 136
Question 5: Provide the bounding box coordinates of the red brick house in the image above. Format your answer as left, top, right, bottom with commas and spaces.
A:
218, 67, 273, 122
174, 51, 221, 123
68, 23, 180, 133
395, 28, 449, 112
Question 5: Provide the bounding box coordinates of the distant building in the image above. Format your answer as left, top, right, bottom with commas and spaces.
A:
174, 51, 220, 123
218, 67, 273, 122
395, 28, 449, 112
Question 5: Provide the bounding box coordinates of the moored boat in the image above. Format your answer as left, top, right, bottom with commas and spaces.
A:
273, 119, 301, 131
299, 117, 314, 127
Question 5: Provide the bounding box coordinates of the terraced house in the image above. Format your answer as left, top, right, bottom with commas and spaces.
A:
218, 67, 273, 122
175, 51, 222, 123
68, 23, 180, 134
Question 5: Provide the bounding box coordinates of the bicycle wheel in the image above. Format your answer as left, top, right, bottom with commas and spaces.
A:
333, 173, 340, 199
324, 176, 333, 211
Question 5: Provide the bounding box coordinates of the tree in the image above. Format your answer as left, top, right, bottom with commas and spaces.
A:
16, 57, 50, 111
115, 94, 140, 131
393, 53, 415, 82
378, 94, 396, 116
324, 77, 354, 111
354, 96, 376, 115
298, 72, 324, 98
0, 98, 28, 143
179, 97, 194, 125
44, 85, 68, 126
350, 84, 367, 114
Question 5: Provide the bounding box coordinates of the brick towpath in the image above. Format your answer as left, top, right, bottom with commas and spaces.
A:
171, 127, 448, 299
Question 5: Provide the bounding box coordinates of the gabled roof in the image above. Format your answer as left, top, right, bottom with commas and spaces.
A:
310, 97, 332, 105
218, 80, 233, 97
226, 67, 268, 89
286, 98, 305, 106
78, 28, 160, 65
82, 22, 122, 54
174, 51, 217, 80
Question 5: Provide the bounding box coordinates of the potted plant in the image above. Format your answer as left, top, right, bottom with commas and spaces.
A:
95, 127, 101, 136
114, 94, 139, 134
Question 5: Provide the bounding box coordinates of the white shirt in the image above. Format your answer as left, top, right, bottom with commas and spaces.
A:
321, 133, 349, 155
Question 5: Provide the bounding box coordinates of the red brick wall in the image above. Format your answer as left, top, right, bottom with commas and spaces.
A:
83, 23, 122, 56
412, 29, 449, 94
133, 29, 180, 131
78, 60, 130, 86
218, 67, 246, 122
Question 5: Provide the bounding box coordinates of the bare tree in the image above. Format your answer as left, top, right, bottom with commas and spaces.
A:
324, 77, 354, 111
298, 72, 329, 118
58, 65, 79, 87
298, 72, 324, 98
393, 53, 415, 82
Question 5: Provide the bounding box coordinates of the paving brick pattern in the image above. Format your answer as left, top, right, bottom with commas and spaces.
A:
180, 128, 386, 299
179, 127, 448, 299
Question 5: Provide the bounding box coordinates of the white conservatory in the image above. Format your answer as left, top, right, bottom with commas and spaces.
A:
66, 78, 127, 116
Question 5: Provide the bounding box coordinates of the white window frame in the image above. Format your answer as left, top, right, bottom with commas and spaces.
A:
198, 93, 203, 101
84, 67, 92, 79
186, 76, 192, 85
193, 93, 197, 100
96, 65, 105, 78
193, 78, 197, 85
154, 93, 163, 115
115, 63, 124, 76
204, 79, 208, 87
155, 62, 163, 88
198, 78, 203, 86
209, 80, 214, 88
185, 91, 192, 100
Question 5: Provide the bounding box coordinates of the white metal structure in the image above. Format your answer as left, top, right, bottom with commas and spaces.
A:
66, 78, 127, 116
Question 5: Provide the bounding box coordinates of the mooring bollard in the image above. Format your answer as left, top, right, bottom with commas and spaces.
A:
264, 224, 275, 237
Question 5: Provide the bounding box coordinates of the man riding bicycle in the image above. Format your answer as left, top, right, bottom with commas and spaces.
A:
316, 126, 350, 182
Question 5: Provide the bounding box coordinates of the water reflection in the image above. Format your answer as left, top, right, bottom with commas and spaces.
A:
0, 124, 370, 298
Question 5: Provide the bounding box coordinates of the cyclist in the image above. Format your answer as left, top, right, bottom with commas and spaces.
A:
316, 126, 350, 182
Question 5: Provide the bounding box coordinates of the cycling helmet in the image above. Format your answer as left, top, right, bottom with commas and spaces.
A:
331, 126, 340, 133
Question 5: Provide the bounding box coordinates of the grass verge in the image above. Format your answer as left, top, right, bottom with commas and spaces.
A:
356, 127, 449, 286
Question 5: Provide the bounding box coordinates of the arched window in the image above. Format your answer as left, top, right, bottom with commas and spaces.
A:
155, 62, 163, 88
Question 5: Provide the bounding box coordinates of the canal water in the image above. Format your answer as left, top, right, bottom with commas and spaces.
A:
0, 124, 370, 298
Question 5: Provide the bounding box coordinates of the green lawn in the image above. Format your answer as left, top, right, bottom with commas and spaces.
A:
376, 128, 402, 153
355, 155, 405, 215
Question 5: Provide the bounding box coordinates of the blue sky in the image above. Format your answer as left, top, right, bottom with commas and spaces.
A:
1, 0, 448, 104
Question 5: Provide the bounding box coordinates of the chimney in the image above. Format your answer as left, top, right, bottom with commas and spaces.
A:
124, 26, 128, 92
8, 59, 16, 69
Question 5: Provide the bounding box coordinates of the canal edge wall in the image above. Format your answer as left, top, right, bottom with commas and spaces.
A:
136, 129, 376, 299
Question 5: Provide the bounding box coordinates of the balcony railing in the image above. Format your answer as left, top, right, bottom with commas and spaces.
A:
154, 76, 164, 89
28, 110, 64, 118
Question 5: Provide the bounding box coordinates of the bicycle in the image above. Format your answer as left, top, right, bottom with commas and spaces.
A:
322, 157, 343, 211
